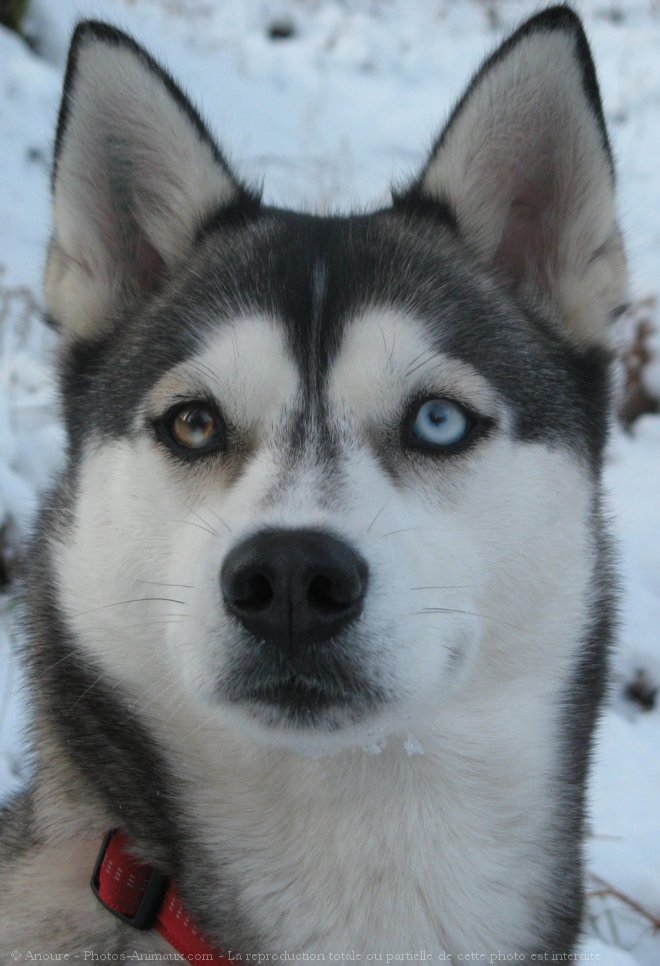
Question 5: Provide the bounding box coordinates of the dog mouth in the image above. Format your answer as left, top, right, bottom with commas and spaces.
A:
219, 641, 390, 729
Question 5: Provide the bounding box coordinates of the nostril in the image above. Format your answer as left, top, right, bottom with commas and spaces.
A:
307, 570, 364, 615
308, 575, 341, 614
230, 573, 273, 613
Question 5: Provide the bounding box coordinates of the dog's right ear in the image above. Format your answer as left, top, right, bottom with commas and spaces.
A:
395, 6, 626, 350
46, 21, 258, 340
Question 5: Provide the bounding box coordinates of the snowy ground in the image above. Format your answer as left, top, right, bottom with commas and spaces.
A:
1, 2, 659, 963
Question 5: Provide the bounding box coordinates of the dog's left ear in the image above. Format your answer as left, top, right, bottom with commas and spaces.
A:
396, 6, 626, 348
46, 21, 258, 340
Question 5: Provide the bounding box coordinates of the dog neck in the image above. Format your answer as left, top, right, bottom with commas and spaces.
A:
119, 675, 569, 956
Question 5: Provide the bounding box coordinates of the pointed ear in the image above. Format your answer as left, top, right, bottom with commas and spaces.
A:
46, 21, 259, 340
396, 6, 627, 349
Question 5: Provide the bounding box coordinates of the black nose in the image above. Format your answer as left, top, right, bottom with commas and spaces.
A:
221, 528, 368, 650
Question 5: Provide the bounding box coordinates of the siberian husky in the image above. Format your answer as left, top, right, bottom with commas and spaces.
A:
0, 6, 626, 961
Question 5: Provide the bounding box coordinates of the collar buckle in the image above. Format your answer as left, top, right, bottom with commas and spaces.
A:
91, 829, 169, 930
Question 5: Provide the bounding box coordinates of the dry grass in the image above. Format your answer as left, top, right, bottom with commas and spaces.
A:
616, 295, 660, 428
0, 264, 42, 352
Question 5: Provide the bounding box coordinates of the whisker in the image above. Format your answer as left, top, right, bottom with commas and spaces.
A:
204, 506, 232, 533
367, 499, 391, 533
72, 597, 187, 618
40, 649, 81, 674
188, 514, 218, 537
188, 359, 221, 387
406, 358, 438, 379
68, 673, 106, 711
120, 618, 191, 630
381, 526, 427, 538
136, 581, 194, 590
182, 716, 214, 743
175, 519, 218, 537
117, 672, 183, 725
404, 347, 436, 377
193, 509, 220, 536
413, 607, 523, 632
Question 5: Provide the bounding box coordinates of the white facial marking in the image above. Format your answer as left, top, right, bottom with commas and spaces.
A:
330, 306, 502, 424
145, 314, 300, 434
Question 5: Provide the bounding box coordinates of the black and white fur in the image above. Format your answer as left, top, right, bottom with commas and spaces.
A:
0, 7, 626, 959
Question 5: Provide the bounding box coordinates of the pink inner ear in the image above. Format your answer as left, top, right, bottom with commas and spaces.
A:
495, 197, 546, 289
491, 144, 558, 293
89, 156, 168, 299
133, 230, 167, 294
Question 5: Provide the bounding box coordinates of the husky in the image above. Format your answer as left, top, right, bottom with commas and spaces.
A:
0, 5, 626, 961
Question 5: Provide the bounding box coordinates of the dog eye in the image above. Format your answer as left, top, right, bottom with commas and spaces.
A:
409, 399, 473, 451
161, 402, 225, 454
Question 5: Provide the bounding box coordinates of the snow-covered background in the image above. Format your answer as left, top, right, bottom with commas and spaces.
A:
0, 1, 658, 962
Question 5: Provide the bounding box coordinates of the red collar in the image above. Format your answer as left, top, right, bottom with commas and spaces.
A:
91, 829, 232, 963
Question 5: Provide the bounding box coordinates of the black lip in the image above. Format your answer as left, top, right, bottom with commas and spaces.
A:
227, 680, 364, 730
222, 650, 390, 727
231, 676, 346, 712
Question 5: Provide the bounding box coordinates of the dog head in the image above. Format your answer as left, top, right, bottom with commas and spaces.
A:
44, 11, 625, 751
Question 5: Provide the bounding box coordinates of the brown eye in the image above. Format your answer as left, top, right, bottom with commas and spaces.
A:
161, 402, 225, 454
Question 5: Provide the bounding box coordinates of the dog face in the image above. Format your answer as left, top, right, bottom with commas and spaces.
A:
45, 13, 625, 750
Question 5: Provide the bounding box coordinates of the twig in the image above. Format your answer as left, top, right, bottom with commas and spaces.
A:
588, 873, 660, 931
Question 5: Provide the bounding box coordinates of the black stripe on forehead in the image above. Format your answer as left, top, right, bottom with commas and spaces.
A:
232, 210, 410, 398
59, 206, 610, 470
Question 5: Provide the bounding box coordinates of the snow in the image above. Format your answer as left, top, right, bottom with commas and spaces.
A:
403, 733, 425, 757
1, 2, 659, 962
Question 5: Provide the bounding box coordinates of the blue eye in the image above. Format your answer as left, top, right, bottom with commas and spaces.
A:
411, 399, 472, 450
